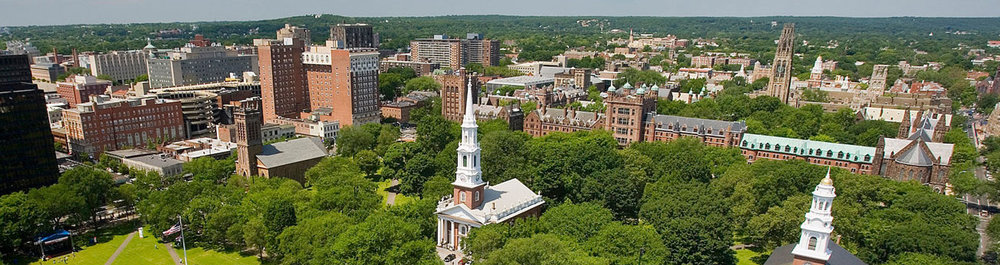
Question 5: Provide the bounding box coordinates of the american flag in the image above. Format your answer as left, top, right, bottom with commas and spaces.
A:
162, 224, 181, 237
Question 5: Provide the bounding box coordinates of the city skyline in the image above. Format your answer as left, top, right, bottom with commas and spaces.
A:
1, 0, 998, 26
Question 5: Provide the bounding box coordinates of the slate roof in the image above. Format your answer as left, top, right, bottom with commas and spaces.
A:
763, 241, 867, 265
436, 179, 545, 225
741, 134, 877, 164
883, 138, 954, 165
257, 137, 327, 168
646, 113, 747, 136
535, 108, 602, 127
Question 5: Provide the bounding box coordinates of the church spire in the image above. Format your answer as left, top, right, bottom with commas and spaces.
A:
792, 167, 837, 263
454, 76, 484, 189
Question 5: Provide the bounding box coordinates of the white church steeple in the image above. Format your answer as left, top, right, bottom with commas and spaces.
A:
792, 167, 836, 262
454, 77, 484, 188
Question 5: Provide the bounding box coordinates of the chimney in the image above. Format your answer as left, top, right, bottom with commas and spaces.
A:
52, 47, 59, 64
72, 48, 78, 67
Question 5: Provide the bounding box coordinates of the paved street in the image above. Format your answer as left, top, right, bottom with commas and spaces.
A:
963, 112, 996, 257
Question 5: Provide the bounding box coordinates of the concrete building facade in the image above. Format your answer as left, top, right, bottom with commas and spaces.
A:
147, 45, 258, 88
89, 51, 148, 84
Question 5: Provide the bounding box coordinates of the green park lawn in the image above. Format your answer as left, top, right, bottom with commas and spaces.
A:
183, 247, 260, 265
735, 247, 770, 265
109, 232, 173, 265
9, 223, 259, 265
377, 179, 414, 206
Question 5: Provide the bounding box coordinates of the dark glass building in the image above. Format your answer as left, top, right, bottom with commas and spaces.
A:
0, 54, 58, 194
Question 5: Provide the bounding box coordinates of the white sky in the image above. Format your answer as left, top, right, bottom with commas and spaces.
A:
0, 0, 997, 26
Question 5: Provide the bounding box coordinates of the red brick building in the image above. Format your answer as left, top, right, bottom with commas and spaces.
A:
257, 38, 309, 122
304, 46, 381, 126
439, 69, 480, 122
603, 84, 657, 145
62, 95, 184, 156
56, 75, 111, 107
523, 106, 604, 137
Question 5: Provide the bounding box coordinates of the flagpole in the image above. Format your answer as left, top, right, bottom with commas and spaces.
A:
178, 215, 188, 265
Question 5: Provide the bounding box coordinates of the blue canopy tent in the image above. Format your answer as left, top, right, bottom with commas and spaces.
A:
35, 230, 74, 260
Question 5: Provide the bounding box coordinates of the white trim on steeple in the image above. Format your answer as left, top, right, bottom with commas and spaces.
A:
792, 167, 836, 262
454, 76, 485, 188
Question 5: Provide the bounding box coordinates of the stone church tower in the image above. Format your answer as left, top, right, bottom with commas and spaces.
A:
235, 97, 263, 178
767, 23, 796, 104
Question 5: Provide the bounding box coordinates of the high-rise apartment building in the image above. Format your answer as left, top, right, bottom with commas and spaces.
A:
303, 44, 381, 126
766, 23, 795, 104
410, 34, 500, 69
438, 69, 480, 122
89, 51, 149, 84
56, 75, 112, 107
330, 24, 378, 49
0, 54, 58, 194
257, 38, 310, 122
62, 95, 184, 155
147, 45, 258, 88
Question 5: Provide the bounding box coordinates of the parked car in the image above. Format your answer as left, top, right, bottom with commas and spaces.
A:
444, 254, 456, 262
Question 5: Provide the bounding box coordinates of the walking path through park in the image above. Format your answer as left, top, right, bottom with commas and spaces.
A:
386, 179, 400, 206
165, 243, 184, 265
102, 232, 135, 265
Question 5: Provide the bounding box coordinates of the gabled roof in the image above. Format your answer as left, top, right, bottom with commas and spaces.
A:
257, 137, 327, 168
883, 138, 954, 165
763, 241, 867, 265
436, 178, 545, 225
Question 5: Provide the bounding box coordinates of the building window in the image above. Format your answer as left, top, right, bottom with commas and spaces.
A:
460, 192, 466, 203
808, 237, 818, 250
463, 156, 468, 167
474, 191, 479, 201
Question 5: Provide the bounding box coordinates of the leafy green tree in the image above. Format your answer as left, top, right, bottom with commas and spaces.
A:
354, 150, 381, 179
336, 125, 376, 156
400, 153, 436, 195
482, 233, 606, 265
885, 252, 967, 265
641, 180, 736, 265
584, 223, 667, 265
416, 114, 457, 153
421, 175, 453, 199
746, 194, 811, 249
0, 192, 47, 255
541, 202, 614, 242
329, 212, 439, 264
59, 166, 115, 225
183, 156, 236, 183
404, 76, 441, 94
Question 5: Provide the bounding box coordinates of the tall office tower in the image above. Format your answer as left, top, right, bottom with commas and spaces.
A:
438, 69, 480, 122
276, 24, 312, 44
234, 97, 263, 178
303, 43, 381, 126
766, 23, 795, 104
257, 38, 309, 122
330, 24, 377, 49
89, 51, 149, 84
0, 54, 58, 194
410, 34, 501, 70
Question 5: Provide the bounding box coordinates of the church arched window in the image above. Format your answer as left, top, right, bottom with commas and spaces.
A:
463, 156, 468, 167
474, 191, 480, 202
808, 237, 818, 250
460, 192, 466, 203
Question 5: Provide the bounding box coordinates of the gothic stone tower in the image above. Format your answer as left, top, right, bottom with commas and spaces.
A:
453, 78, 486, 209
792, 169, 837, 265
767, 23, 796, 104
235, 97, 263, 178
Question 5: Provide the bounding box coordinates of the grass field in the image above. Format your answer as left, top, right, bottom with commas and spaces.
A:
6, 223, 260, 265
377, 179, 415, 206
183, 247, 260, 265
109, 233, 173, 265
735, 247, 770, 265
